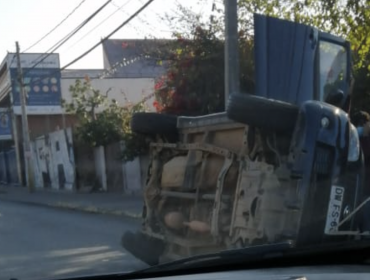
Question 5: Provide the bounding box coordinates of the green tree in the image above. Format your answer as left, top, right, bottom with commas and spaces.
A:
152, 1, 370, 114
151, 3, 254, 116
153, 26, 225, 115
238, 0, 370, 112
62, 77, 149, 161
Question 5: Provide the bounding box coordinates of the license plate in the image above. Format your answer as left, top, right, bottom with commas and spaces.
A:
324, 186, 345, 234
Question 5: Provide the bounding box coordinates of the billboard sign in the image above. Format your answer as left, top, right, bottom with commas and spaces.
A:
8, 53, 62, 115
7, 53, 60, 69
0, 109, 12, 140
10, 68, 62, 106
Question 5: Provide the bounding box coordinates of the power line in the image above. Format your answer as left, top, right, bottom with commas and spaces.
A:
44, 0, 112, 54
98, 54, 146, 79
23, 0, 112, 75
137, 0, 166, 24
113, 0, 159, 36
25, 0, 155, 87
25, 0, 112, 73
23, 0, 87, 53
64, 0, 133, 52
61, 0, 155, 70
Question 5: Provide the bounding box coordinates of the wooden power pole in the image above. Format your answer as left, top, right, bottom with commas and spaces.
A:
15, 42, 34, 192
224, 0, 240, 106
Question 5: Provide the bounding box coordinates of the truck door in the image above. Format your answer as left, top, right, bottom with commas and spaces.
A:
254, 14, 351, 108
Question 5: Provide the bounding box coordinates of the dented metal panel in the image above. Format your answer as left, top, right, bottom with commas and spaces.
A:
254, 14, 317, 105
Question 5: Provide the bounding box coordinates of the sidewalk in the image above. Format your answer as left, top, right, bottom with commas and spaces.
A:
0, 185, 143, 219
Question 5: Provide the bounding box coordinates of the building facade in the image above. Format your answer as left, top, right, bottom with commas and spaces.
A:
0, 39, 168, 187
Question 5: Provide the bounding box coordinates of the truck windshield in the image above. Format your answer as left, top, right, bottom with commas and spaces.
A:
319, 41, 347, 102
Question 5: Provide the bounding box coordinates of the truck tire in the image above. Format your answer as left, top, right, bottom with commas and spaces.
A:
227, 94, 299, 132
131, 112, 178, 135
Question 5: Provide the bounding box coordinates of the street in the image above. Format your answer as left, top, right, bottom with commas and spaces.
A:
0, 201, 147, 280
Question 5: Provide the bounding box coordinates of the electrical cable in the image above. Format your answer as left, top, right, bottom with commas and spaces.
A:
63, 0, 154, 69
23, 0, 112, 75
112, 0, 158, 35
64, 0, 133, 52
23, 0, 87, 53
24, 0, 155, 87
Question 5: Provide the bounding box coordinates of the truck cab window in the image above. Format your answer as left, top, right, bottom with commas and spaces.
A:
319, 41, 347, 103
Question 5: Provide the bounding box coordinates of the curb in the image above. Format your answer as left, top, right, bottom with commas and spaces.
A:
52, 202, 142, 219
0, 198, 142, 219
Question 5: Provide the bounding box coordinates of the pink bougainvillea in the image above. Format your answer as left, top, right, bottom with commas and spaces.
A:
152, 26, 225, 116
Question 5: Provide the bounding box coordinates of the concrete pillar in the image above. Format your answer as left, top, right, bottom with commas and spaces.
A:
94, 145, 107, 191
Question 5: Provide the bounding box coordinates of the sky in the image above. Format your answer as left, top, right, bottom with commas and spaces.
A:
0, 0, 214, 69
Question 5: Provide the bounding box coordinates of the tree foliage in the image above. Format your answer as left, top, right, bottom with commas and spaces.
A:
152, 0, 370, 115
151, 4, 254, 116
153, 27, 225, 115
62, 77, 149, 162
238, 0, 370, 112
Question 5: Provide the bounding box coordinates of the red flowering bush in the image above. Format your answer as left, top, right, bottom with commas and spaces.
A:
152, 25, 225, 116
150, 19, 255, 116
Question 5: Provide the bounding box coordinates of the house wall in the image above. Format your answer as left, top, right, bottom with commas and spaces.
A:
124, 158, 142, 194
15, 114, 78, 141
73, 141, 95, 191
105, 141, 124, 192
31, 128, 75, 190
60, 78, 156, 112
94, 146, 107, 191
12, 77, 156, 142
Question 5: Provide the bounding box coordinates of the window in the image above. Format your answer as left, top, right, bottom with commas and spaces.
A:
319, 41, 347, 102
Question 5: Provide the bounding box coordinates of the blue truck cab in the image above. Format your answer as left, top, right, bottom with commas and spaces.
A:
227, 14, 366, 245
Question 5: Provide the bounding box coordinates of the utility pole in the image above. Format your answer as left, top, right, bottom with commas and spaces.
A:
224, 0, 240, 107
15, 42, 34, 193
9, 89, 23, 185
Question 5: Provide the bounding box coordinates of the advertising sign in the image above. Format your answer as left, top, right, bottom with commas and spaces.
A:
10, 68, 61, 106
8, 53, 62, 115
7, 53, 60, 69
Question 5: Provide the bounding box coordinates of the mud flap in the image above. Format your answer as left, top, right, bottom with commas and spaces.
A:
121, 231, 165, 266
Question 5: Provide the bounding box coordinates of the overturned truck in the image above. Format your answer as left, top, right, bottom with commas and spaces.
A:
122, 14, 368, 265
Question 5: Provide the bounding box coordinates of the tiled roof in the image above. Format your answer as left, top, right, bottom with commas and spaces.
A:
102, 39, 171, 78
61, 69, 104, 79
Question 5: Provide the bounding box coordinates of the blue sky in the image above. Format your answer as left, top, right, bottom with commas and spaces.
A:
0, 0, 213, 69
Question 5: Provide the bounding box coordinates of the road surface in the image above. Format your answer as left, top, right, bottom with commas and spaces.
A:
0, 201, 147, 280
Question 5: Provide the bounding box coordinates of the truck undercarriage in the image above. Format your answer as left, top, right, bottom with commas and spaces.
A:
122, 14, 368, 265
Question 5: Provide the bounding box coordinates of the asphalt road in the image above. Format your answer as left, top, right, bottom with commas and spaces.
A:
0, 201, 147, 280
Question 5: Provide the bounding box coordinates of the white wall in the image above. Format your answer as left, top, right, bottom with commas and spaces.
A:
123, 157, 142, 194
61, 78, 156, 112
49, 128, 75, 191
94, 145, 107, 191
31, 128, 75, 191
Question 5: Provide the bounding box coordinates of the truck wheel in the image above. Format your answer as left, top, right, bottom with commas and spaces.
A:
131, 112, 178, 140
227, 94, 299, 132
